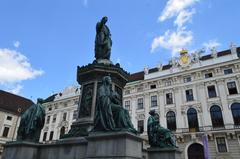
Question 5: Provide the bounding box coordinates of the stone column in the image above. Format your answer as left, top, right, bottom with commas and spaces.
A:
216, 79, 234, 127
174, 87, 185, 131
196, 83, 211, 128
158, 90, 166, 127
144, 93, 150, 133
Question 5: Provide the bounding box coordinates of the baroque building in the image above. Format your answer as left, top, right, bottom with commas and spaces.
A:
123, 44, 240, 159
0, 90, 33, 158
39, 86, 80, 142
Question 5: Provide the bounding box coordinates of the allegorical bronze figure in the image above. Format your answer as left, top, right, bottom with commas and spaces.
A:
147, 110, 177, 148
94, 16, 112, 60
93, 76, 136, 134
17, 99, 45, 142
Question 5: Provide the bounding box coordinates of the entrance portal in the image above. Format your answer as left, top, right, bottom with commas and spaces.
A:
187, 143, 204, 159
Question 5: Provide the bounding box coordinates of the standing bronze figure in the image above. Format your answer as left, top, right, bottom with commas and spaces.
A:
94, 16, 112, 60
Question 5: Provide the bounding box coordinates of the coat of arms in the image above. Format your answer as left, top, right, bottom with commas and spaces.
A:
179, 49, 191, 67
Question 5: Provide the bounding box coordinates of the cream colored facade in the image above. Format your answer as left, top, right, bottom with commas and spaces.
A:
0, 111, 20, 157
123, 45, 240, 159
39, 86, 80, 142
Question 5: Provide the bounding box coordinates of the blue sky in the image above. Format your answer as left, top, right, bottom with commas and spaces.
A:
0, 0, 239, 102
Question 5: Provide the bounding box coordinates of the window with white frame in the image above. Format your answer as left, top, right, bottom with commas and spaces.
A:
224, 68, 233, 75
207, 85, 217, 98
183, 76, 192, 83
151, 95, 158, 107
166, 93, 173, 104
186, 89, 194, 101
216, 137, 227, 152
124, 100, 130, 110
137, 98, 143, 109
227, 81, 238, 95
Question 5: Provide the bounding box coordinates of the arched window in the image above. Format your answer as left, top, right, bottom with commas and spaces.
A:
166, 111, 176, 131
210, 105, 224, 128
60, 126, 65, 138
231, 103, 240, 125
187, 108, 199, 132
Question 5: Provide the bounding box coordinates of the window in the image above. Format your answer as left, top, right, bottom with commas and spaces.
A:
48, 107, 52, 111
125, 100, 130, 110
207, 85, 217, 98
6, 116, 12, 121
52, 114, 57, 123
74, 100, 79, 105
49, 131, 54, 140
137, 98, 143, 110
137, 120, 144, 134
210, 106, 224, 128
151, 95, 157, 107
187, 108, 199, 132
205, 72, 213, 78
183, 76, 192, 83
2, 127, 9, 137
227, 81, 238, 95
73, 110, 78, 120
125, 90, 130, 95
224, 68, 233, 75
63, 113, 67, 121
166, 111, 176, 131
137, 86, 143, 92
231, 103, 240, 126
166, 93, 173, 104
60, 127, 65, 138
186, 89, 194, 101
46, 116, 50, 124
216, 137, 227, 152
43, 132, 47, 141
150, 84, 156, 89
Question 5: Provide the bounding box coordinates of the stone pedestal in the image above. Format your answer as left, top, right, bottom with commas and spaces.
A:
147, 147, 181, 159
86, 132, 143, 159
64, 62, 129, 138
2, 137, 88, 159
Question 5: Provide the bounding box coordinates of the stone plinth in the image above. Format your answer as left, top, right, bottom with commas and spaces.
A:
2, 137, 88, 159
64, 62, 129, 138
147, 147, 182, 159
86, 131, 143, 159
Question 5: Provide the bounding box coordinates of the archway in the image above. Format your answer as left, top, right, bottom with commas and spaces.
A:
187, 143, 204, 159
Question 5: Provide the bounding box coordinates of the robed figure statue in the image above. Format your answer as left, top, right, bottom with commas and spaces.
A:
17, 99, 45, 142
93, 76, 136, 134
147, 110, 177, 148
94, 16, 112, 60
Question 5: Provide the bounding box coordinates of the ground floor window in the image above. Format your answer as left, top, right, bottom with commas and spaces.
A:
216, 137, 227, 152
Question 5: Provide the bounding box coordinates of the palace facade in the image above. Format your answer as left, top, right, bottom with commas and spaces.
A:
39, 86, 80, 142
123, 44, 240, 159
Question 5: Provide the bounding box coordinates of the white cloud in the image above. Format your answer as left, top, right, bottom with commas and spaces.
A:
7, 84, 23, 95
159, 0, 198, 22
116, 58, 121, 63
13, 41, 20, 48
151, 29, 193, 56
0, 48, 44, 84
203, 39, 221, 51
174, 9, 195, 28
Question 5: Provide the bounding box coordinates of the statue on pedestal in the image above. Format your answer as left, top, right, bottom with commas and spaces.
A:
17, 99, 45, 142
95, 16, 112, 60
147, 110, 177, 148
93, 76, 137, 134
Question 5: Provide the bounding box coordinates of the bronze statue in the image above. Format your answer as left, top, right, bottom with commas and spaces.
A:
17, 99, 45, 142
93, 76, 136, 133
147, 110, 177, 148
94, 16, 112, 60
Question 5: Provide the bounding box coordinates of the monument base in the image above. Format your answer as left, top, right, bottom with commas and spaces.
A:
1, 138, 87, 159
147, 147, 181, 159
86, 131, 143, 159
